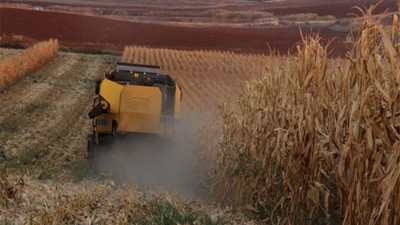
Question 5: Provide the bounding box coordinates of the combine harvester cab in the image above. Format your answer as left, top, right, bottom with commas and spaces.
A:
86, 62, 182, 159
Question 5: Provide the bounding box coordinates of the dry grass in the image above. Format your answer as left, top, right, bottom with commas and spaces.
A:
201, 5, 400, 225
0, 39, 58, 92
0, 175, 137, 224
0, 174, 222, 224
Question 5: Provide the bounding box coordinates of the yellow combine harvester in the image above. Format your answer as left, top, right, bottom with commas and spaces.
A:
86, 62, 182, 158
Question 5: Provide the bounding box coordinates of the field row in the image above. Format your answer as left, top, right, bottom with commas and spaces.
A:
0, 39, 58, 92
122, 46, 268, 111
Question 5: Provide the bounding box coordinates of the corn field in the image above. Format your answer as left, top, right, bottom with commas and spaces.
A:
121, 46, 267, 111
201, 6, 400, 225
0, 39, 58, 92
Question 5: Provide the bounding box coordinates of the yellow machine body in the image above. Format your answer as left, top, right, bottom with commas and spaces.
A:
118, 85, 162, 134
86, 63, 183, 159
95, 79, 181, 136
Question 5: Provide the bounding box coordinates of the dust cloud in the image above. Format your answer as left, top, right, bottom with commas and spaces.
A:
92, 114, 207, 196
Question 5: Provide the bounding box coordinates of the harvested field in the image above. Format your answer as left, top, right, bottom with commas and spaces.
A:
0, 50, 119, 179
0, 46, 265, 171
0, 48, 23, 61
0, 7, 350, 56
0, 46, 262, 224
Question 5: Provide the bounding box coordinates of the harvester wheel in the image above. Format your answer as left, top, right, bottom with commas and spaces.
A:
112, 120, 118, 136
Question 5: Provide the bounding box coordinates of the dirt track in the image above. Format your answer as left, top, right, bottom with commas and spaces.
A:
0, 7, 350, 56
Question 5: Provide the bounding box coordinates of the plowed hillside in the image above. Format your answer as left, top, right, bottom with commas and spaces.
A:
0, 7, 350, 56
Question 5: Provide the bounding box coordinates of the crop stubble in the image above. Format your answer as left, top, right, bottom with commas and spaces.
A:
0, 51, 119, 178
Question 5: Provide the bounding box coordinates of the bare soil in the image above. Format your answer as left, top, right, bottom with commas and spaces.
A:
0, 7, 351, 56
3, 0, 397, 18
265, 0, 397, 18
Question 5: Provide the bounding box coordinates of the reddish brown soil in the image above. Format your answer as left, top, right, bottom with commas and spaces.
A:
0, 8, 350, 56
3, 0, 397, 18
